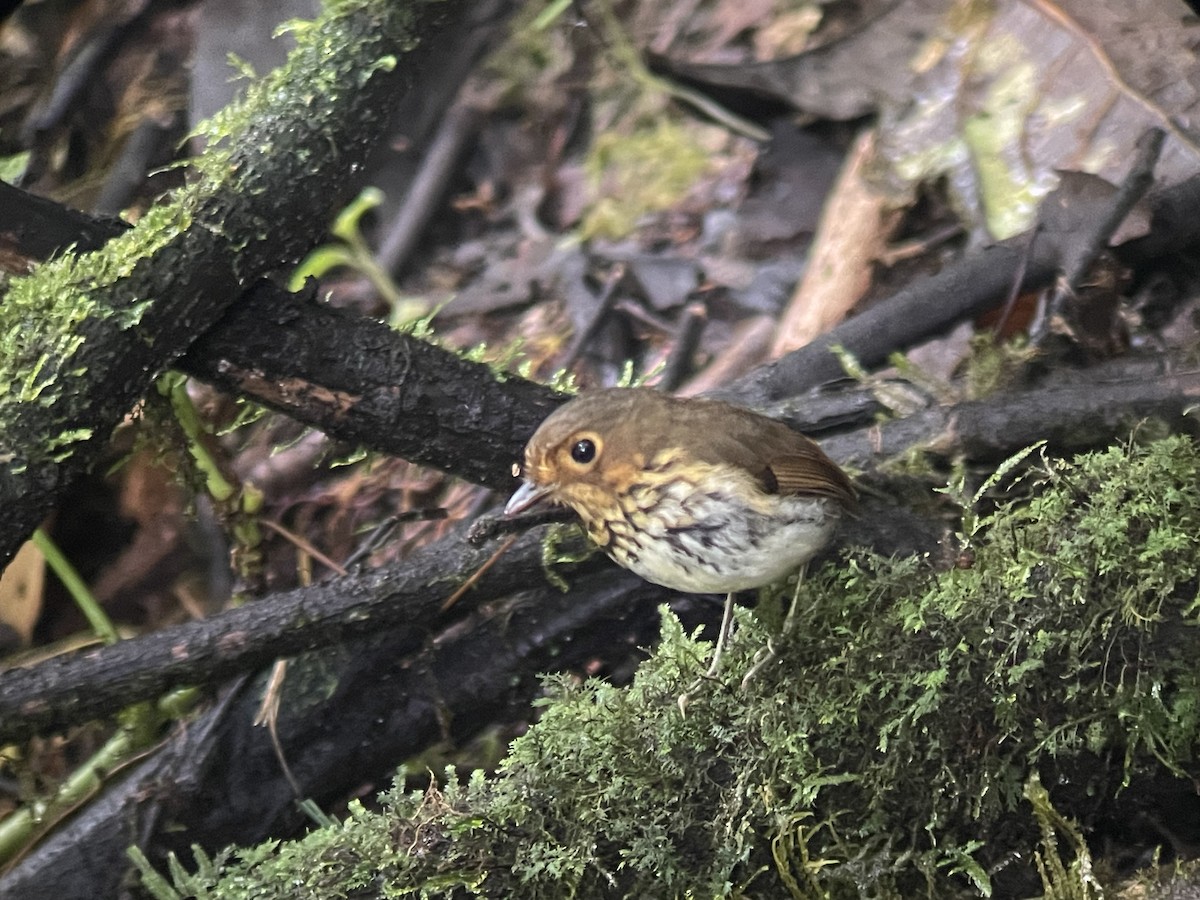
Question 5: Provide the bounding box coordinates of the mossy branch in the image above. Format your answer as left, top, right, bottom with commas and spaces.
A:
0, 0, 495, 569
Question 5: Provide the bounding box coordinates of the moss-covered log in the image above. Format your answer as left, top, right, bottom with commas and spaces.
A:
0, 0, 513, 569
137, 437, 1200, 898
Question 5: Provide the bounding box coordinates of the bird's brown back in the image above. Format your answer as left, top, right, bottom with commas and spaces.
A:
527, 388, 856, 507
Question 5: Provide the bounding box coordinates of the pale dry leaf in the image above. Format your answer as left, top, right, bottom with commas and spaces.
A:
878, 0, 1200, 237
659, 0, 1200, 238
0, 540, 45, 646
771, 129, 900, 356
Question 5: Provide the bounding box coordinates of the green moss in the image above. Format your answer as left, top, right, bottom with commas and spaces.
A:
581, 119, 710, 240
481, 0, 576, 111
140, 436, 1200, 897
961, 333, 1038, 400
1025, 774, 1102, 900
1, 202, 194, 409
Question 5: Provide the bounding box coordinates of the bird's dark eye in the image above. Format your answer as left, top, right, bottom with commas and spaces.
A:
570, 439, 596, 464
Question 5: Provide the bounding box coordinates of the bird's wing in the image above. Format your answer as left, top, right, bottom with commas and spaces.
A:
767, 450, 857, 505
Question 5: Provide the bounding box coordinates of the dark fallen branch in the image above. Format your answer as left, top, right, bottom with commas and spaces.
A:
186, 171, 1200, 455
722, 237, 1059, 403
169, 165, 1200, 435
178, 279, 564, 492
0, 525, 579, 744
6, 172, 1200, 513
821, 355, 1200, 467
725, 170, 1200, 406
0, 181, 127, 259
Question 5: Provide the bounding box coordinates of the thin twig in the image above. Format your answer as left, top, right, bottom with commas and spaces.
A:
260, 518, 348, 577
1064, 128, 1166, 290
562, 263, 626, 369
440, 534, 519, 611
658, 302, 708, 393
1034, 127, 1166, 342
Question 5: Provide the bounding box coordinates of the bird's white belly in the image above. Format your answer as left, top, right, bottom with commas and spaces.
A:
602, 479, 840, 594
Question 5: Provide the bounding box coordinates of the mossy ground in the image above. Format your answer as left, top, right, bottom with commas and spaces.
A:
136, 436, 1200, 899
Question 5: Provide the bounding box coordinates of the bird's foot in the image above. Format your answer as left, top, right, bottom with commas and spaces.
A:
739, 638, 779, 690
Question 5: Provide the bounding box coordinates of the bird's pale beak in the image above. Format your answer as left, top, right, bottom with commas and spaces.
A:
504, 479, 553, 516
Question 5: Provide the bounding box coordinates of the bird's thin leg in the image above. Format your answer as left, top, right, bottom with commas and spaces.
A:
740, 565, 807, 690
705, 591, 737, 677
779, 563, 809, 636
677, 591, 737, 715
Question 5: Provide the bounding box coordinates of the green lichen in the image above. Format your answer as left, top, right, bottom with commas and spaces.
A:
138, 436, 1200, 897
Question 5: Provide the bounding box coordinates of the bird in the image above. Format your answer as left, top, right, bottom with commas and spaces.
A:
503, 387, 855, 684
